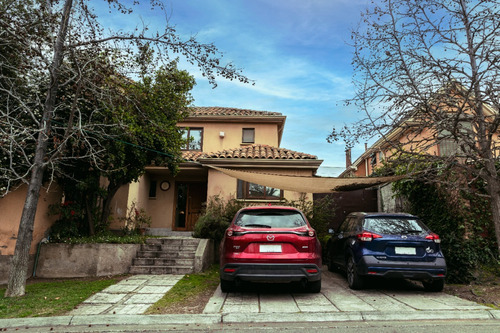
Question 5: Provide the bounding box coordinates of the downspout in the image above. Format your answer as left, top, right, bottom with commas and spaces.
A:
32, 238, 49, 277
364, 143, 369, 177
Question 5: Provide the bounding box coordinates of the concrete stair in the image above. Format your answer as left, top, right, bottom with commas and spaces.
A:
129, 237, 201, 275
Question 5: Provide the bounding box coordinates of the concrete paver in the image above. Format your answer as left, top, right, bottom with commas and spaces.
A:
203, 269, 494, 319
222, 292, 260, 313
293, 293, 339, 312
260, 294, 299, 313
70, 274, 183, 315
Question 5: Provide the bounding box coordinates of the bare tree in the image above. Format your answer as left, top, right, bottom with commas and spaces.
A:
1, 0, 250, 297
328, 0, 500, 255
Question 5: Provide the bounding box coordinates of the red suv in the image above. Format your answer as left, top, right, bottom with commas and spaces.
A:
219, 206, 322, 293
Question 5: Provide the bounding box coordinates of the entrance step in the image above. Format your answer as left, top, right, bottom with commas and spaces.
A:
129, 237, 201, 275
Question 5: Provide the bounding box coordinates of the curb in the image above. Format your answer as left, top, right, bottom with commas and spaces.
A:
1, 310, 499, 329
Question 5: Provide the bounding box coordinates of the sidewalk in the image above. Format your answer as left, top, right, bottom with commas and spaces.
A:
1, 271, 500, 330
70, 274, 184, 315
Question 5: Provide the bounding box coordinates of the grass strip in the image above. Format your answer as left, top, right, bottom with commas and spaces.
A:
146, 265, 219, 314
0, 278, 118, 318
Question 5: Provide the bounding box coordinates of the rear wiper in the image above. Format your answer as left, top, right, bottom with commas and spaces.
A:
243, 224, 272, 228
402, 229, 422, 234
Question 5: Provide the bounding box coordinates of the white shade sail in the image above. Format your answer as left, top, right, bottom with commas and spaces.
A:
208, 166, 404, 193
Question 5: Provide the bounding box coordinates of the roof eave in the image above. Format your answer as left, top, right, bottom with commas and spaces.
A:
198, 158, 322, 169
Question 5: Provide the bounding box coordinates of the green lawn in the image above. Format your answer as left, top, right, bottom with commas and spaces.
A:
146, 265, 220, 314
0, 278, 118, 318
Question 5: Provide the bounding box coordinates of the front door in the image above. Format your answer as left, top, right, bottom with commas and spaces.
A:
174, 182, 207, 231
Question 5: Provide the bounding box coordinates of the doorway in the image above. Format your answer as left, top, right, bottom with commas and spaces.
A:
174, 182, 207, 231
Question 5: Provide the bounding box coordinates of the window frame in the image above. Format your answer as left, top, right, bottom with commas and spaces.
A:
237, 180, 283, 200
180, 127, 203, 151
437, 121, 472, 157
242, 128, 255, 144
149, 180, 157, 198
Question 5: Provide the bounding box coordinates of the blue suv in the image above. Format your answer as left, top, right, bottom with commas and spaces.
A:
326, 212, 446, 291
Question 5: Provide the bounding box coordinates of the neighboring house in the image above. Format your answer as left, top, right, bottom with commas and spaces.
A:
108, 106, 323, 233
339, 89, 500, 211
340, 109, 499, 178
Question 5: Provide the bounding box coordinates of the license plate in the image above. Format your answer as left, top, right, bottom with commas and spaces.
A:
260, 244, 282, 253
395, 247, 416, 255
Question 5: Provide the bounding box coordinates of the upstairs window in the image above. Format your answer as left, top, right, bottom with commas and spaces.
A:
242, 128, 255, 144
237, 180, 283, 200
438, 122, 472, 157
181, 127, 203, 151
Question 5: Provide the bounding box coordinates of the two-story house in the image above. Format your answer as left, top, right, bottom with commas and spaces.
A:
108, 106, 323, 233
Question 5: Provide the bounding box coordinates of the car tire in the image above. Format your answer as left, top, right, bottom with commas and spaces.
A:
346, 255, 364, 290
422, 279, 444, 292
307, 279, 322, 293
220, 279, 235, 293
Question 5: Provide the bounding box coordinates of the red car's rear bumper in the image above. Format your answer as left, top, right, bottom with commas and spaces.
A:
220, 263, 322, 283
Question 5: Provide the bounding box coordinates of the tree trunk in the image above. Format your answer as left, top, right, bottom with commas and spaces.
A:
484, 161, 500, 256
85, 199, 96, 236
489, 186, 500, 256
101, 183, 121, 227
4, 0, 73, 297
4, 164, 45, 297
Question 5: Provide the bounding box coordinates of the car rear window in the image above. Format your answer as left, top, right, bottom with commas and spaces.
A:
234, 209, 306, 228
363, 217, 429, 235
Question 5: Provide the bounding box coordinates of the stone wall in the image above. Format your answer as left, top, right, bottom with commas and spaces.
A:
0, 255, 35, 285
34, 243, 140, 279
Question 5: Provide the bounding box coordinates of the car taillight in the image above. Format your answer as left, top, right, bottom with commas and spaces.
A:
308, 230, 315, 237
227, 229, 233, 237
357, 231, 382, 242
425, 233, 441, 243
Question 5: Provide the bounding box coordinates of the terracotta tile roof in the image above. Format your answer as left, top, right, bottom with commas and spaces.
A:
182, 144, 317, 162
188, 106, 283, 117
181, 151, 206, 161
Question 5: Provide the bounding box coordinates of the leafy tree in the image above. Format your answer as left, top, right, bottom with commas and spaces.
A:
56, 62, 195, 235
329, 0, 500, 256
1, 0, 249, 297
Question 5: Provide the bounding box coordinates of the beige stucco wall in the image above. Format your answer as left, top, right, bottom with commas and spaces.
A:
177, 121, 280, 152
143, 174, 176, 229
0, 184, 62, 256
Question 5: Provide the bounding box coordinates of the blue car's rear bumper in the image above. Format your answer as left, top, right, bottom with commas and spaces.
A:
357, 256, 446, 280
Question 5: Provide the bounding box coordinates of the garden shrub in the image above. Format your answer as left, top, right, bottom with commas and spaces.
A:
192, 213, 230, 244
388, 162, 498, 283
192, 195, 247, 243
282, 194, 336, 254
48, 201, 87, 240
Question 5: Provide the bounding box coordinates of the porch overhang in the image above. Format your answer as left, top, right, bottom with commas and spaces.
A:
197, 158, 323, 170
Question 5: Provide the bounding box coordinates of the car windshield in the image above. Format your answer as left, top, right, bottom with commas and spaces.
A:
234, 210, 306, 228
364, 217, 429, 235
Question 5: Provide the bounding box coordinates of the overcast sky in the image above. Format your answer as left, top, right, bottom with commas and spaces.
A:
96, 0, 373, 176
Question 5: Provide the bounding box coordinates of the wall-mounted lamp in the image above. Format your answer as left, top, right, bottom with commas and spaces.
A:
219, 131, 225, 138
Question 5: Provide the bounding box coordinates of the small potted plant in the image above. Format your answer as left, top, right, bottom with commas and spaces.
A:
122, 202, 152, 235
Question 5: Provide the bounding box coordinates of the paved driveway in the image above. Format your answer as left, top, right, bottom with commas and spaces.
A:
204, 269, 488, 316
